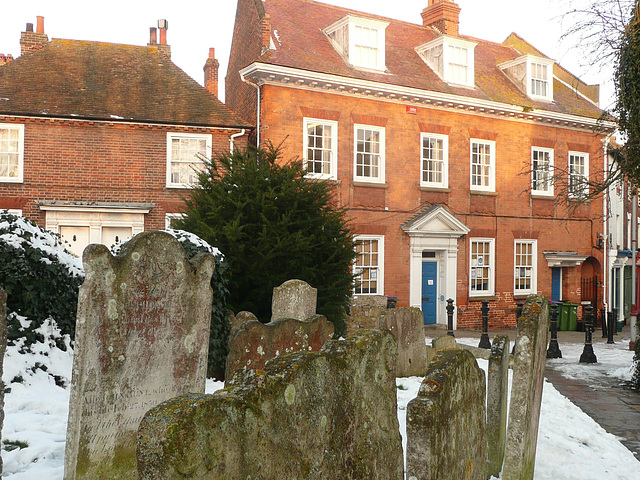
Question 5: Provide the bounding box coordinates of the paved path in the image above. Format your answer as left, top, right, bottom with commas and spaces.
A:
430, 324, 640, 458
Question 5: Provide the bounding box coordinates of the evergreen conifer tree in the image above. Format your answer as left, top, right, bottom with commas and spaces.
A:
176, 144, 355, 337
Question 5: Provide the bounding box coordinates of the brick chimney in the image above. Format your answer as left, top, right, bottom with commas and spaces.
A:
156, 19, 171, 57
421, 0, 461, 36
204, 48, 220, 97
20, 16, 50, 56
261, 13, 272, 53
148, 27, 158, 46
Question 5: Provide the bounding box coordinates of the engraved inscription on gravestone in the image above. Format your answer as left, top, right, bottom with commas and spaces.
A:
64, 231, 215, 480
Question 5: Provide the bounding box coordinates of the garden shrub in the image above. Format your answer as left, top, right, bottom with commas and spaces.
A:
0, 211, 83, 348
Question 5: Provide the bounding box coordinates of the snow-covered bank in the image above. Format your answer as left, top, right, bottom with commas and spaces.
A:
2, 337, 639, 479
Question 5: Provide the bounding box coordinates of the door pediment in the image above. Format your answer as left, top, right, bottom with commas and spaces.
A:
401, 205, 469, 238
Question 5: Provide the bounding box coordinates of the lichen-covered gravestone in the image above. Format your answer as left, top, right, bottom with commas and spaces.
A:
503, 295, 550, 480
378, 307, 428, 377
225, 314, 334, 379
406, 349, 487, 480
487, 334, 510, 478
138, 329, 404, 480
270, 279, 317, 322
64, 231, 215, 480
0, 288, 6, 476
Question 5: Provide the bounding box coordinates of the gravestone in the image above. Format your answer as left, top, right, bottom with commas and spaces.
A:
271, 279, 317, 322
0, 288, 6, 475
378, 307, 428, 377
228, 310, 258, 330
64, 231, 215, 480
352, 294, 388, 308
425, 334, 458, 366
503, 295, 550, 480
406, 349, 487, 480
225, 315, 334, 380
347, 305, 386, 334
138, 329, 404, 480
487, 334, 510, 478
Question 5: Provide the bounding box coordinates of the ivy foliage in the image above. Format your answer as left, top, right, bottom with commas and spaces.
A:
175, 143, 355, 338
614, 2, 640, 183
631, 336, 640, 391
0, 211, 83, 349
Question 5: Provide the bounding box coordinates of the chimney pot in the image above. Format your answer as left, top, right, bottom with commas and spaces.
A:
149, 27, 157, 45
26, 23, 33, 32
36, 16, 44, 34
6, 54, 13, 62
0, 54, 5, 66
204, 47, 220, 98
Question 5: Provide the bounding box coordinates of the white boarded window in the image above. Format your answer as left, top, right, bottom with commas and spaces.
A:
532, 147, 553, 195
303, 118, 337, 179
470, 238, 494, 296
354, 235, 384, 295
514, 240, 537, 294
421, 133, 448, 188
0, 123, 24, 183
531, 63, 549, 97
166, 133, 212, 188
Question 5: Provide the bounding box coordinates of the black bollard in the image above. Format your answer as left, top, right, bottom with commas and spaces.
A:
601, 308, 607, 338
511, 301, 524, 354
613, 308, 619, 336
607, 310, 615, 344
579, 305, 597, 364
446, 298, 455, 337
478, 300, 491, 349
547, 303, 562, 358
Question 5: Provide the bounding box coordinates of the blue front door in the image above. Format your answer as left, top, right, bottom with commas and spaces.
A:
551, 267, 562, 302
422, 262, 438, 324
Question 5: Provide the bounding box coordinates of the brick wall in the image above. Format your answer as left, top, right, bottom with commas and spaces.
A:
255, 85, 605, 328
0, 117, 247, 230
225, 0, 266, 127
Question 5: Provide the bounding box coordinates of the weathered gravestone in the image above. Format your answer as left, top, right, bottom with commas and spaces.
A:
406, 349, 487, 480
64, 231, 215, 480
487, 334, 510, 478
425, 334, 458, 366
225, 314, 334, 380
502, 295, 550, 480
271, 279, 317, 322
346, 304, 386, 334
228, 310, 258, 330
138, 329, 404, 480
0, 288, 6, 476
378, 307, 428, 377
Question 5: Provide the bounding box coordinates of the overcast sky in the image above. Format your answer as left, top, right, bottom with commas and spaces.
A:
0, 0, 615, 108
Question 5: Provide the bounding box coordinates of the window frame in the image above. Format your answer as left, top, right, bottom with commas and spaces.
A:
420, 133, 449, 188
531, 147, 554, 196
527, 58, 554, 101
303, 118, 338, 180
353, 124, 385, 184
469, 237, 495, 297
0, 123, 25, 183
347, 17, 388, 71
568, 151, 589, 199
514, 239, 537, 295
165, 213, 186, 230
469, 139, 495, 192
166, 132, 212, 189
353, 234, 384, 295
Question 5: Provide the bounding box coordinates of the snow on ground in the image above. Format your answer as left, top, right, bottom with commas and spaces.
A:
2, 336, 639, 479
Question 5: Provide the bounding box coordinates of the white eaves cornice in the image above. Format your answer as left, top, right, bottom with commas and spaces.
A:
240, 62, 616, 133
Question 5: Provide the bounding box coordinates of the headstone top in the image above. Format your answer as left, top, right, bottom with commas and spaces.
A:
271, 279, 317, 322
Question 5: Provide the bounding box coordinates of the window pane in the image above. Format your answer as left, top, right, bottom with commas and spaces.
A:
354, 239, 380, 294
355, 127, 382, 180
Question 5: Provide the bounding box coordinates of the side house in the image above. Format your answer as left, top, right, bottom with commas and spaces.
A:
226, 0, 616, 328
0, 17, 251, 256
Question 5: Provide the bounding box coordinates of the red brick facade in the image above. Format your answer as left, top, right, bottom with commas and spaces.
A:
227, 0, 613, 329
1, 18, 251, 255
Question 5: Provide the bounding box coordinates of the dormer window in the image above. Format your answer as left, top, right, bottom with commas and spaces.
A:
499, 54, 554, 102
325, 16, 389, 72
416, 35, 477, 88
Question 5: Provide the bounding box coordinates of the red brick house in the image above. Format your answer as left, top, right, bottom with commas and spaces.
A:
226, 0, 616, 328
0, 17, 251, 256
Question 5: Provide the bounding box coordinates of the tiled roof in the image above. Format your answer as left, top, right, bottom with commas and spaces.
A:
257, 0, 603, 120
0, 39, 251, 128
